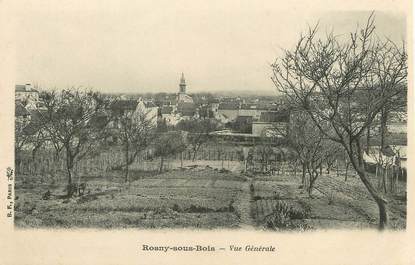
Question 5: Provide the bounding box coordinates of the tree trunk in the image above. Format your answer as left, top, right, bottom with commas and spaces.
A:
345, 161, 349, 182
65, 149, 74, 197
380, 107, 388, 150
384, 167, 388, 193
15, 154, 22, 172
307, 168, 318, 198
308, 176, 314, 197
348, 145, 388, 230
159, 156, 164, 173
293, 162, 297, 178
336, 159, 339, 177
180, 152, 183, 168
356, 166, 388, 229
326, 163, 331, 174
366, 125, 371, 154
125, 141, 129, 183
301, 162, 306, 185
376, 164, 381, 189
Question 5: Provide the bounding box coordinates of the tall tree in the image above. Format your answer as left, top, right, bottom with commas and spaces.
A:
176, 118, 220, 161
39, 89, 111, 196
15, 114, 31, 168
281, 111, 341, 196
154, 131, 187, 173
110, 103, 155, 183
271, 13, 407, 229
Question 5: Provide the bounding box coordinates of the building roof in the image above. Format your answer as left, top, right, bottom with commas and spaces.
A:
110, 100, 138, 111
259, 111, 290, 123
240, 103, 257, 110
161, 106, 173, 114
236, 115, 253, 122
258, 103, 279, 111
218, 102, 240, 110
240, 103, 279, 111
177, 102, 196, 117
15, 85, 26, 92
368, 132, 407, 146
15, 84, 39, 93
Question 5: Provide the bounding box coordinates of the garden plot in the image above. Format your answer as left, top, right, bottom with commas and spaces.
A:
15, 167, 246, 229
252, 180, 300, 199
213, 180, 243, 190
181, 179, 212, 188
250, 169, 406, 230
14, 163, 406, 230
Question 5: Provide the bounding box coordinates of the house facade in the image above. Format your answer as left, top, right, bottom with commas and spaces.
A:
252, 111, 290, 137
137, 99, 159, 127
15, 84, 40, 110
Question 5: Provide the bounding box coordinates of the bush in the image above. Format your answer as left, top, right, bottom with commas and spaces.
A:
265, 201, 310, 230
172, 203, 182, 212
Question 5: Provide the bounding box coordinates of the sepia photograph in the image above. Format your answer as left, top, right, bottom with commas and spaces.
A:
12, 5, 408, 231
0, 0, 413, 264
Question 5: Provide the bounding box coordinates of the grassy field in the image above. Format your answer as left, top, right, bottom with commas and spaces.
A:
251, 172, 406, 230
15, 160, 406, 230
15, 166, 247, 229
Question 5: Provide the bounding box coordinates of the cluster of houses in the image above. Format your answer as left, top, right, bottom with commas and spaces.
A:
14, 77, 407, 169
363, 111, 408, 180
15, 84, 42, 127
153, 74, 291, 137
14, 83, 160, 129
12, 77, 309, 140
213, 101, 290, 137
158, 73, 200, 126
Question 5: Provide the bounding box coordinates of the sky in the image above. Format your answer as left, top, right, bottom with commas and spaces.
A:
12, 0, 406, 95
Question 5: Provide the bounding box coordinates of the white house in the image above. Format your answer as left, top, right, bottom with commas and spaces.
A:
160, 106, 180, 126
137, 99, 159, 127
252, 111, 290, 137
15, 84, 39, 110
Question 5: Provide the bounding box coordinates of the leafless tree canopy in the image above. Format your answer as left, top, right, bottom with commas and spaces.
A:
271, 13, 407, 229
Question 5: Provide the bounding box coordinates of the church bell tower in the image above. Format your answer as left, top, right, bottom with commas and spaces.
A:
179, 73, 186, 94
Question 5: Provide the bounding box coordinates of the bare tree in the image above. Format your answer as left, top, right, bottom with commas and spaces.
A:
176, 118, 220, 161
154, 131, 187, 173
271, 13, 407, 229
284, 111, 341, 196
110, 102, 155, 183
39, 89, 111, 197
256, 137, 275, 173
15, 115, 31, 168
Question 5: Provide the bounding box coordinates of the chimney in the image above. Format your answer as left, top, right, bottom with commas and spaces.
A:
25, 83, 32, 91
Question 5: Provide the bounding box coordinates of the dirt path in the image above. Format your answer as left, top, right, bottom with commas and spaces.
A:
227, 161, 256, 229
234, 179, 256, 229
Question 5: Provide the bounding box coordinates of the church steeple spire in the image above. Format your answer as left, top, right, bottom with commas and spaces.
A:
179, 72, 186, 93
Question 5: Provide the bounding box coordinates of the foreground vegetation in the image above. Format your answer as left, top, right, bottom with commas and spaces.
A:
15, 162, 406, 230
15, 13, 407, 230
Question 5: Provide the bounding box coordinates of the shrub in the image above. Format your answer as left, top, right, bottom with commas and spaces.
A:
265, 201, 310, 230
172, 203, 182, 212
